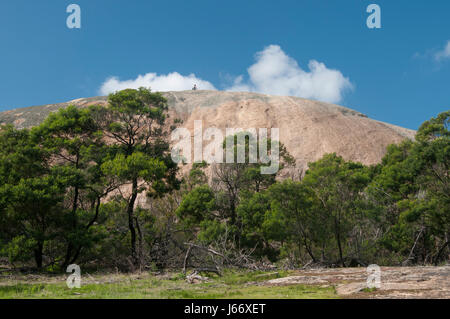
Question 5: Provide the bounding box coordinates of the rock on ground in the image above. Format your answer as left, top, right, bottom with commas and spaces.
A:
265, 266, 450, 299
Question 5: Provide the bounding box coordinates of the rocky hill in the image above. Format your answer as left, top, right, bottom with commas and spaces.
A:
0, 90, 415, 171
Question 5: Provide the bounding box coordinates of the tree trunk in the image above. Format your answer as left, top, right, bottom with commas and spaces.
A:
128, 178, 139, 269
63, 170, 80, 268
34, 241, 43, 269
302, 237, 316, 263
336, 233, 344, 267
135, 216, 143, 268
66, 196, 103, 267
434, 241, 450, 265
62, 245, 73, 269
334, 218, 345, 267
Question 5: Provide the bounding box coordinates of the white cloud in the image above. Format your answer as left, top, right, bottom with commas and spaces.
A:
434, 40, 450, 61
99, 72, 216, 95
99, 45, 353, 104
226, 45, 352, 104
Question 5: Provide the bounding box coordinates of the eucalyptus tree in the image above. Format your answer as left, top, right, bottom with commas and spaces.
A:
0, 125, 63, 268
94, 88, 179, 268
32, 105, 111, 268
303, 154, 371, 266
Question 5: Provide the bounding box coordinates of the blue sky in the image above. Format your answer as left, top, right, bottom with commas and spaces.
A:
0, 0, 449, 130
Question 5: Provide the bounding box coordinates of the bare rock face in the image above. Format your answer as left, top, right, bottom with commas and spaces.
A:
264, 266, 450, 299
0, 90, 415, 171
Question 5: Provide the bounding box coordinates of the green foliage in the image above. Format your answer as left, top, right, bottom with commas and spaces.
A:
0, 125, 65, 268
198, 219, 228, 244
0, 98, 448, 271
176, 185, 216, 226
1, 236, 37, 265
367, 110, 449, 265
102, 152, 167, 189
302, 153, 371, 265
94, 88, 179, 268
416, 110, 450, 142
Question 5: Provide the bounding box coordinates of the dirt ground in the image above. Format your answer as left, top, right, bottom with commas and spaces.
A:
264, 266, 450, 299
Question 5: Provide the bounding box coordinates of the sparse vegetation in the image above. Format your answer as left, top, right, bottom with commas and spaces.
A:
0, 270, 337, 299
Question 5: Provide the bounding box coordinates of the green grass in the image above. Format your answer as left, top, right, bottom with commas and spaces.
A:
0, 270, 338, 299
361, 287, 378, 293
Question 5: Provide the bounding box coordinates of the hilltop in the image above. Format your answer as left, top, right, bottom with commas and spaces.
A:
0, 90, 415, 171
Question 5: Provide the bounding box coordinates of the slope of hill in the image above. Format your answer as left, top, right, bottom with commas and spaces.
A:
0, 90, 415, 170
